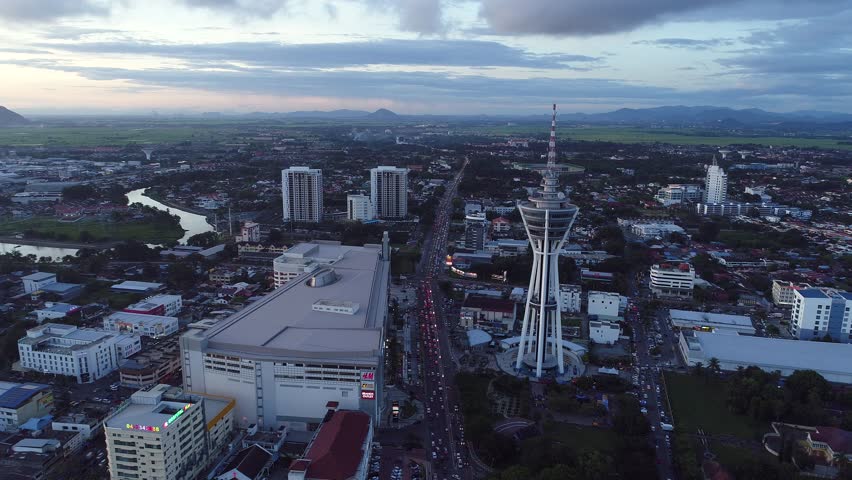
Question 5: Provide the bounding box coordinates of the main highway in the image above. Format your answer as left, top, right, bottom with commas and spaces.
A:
414, 159, 470, 480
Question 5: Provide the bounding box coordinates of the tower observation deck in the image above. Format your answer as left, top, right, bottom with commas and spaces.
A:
516, 104, 579, 378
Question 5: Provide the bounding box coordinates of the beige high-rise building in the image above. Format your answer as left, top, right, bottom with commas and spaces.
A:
104, 384, 234, 480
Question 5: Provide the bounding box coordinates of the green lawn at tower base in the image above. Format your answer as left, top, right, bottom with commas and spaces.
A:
664, 372, 764, 439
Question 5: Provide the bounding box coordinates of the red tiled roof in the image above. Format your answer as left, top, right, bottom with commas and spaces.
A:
812, 427, 852, 453
221, 444, 272, 480
303, 411, 370, 480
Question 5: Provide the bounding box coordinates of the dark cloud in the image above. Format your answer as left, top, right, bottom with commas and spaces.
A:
9, 55, 852, 112
0, 0, 108, 23
633, 38, 734, 49
477, 0, 852, 36
32, 38, 601, 69
177, 0, 288, 17
392, 0, 444, 34
721, 12, 852, 77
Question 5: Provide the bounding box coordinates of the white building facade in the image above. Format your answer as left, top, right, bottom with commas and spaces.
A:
587, 291, 621, 318
103, 312, 180, 338
650, 263, 695, 298
182, 239, 391, 429
347, 193, 375, 222
239, 222, 261, 243
124, 294, 183, 317
655, 184, 704, 206
17, 324, 141, 384
589, 320, 620, 345
282, 167, 323, 223
704, 158, 728, 203
370, 166, 408, 219
22, 272, 57, 294
772, 280, 812, 307
792, 289, 852, 343
559, 284, 582, 313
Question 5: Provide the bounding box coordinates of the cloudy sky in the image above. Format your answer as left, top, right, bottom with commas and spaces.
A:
2, 0, 852, 114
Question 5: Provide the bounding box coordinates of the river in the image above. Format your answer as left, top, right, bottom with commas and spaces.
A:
125, 188, 214, 244
0, 188, 214, 260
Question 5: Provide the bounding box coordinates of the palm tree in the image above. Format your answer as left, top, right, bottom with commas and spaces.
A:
692, 362, 704, 377
708, 357, 721, 375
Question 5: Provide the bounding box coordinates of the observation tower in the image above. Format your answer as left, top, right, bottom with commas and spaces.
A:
515, 104, 579, 378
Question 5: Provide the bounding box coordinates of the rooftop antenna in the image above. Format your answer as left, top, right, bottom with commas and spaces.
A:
540, 103, 561, 199
547, 103, 557, 171
142, 148, 154, 161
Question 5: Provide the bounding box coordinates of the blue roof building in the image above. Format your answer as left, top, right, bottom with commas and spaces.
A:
0, 382, 53, 431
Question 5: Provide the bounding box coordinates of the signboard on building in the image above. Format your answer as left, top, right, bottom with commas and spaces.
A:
361, 390, 375, 400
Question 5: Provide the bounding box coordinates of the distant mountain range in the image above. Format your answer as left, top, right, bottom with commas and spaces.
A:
245, 109, 395, 119
556, 105, 852, 125
0, 106, 29, 126
239, 105, 852, 126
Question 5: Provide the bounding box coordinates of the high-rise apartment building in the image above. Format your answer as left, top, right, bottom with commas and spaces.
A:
347, 193, 374, 222
704, 157, 728, 203
370, 166, 408, 219
792, 289, 852, 343
463, 212, 488, 251
282, 167, 323, 223
104, 384, 234, 480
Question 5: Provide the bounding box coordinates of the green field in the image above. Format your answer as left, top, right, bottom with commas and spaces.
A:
0, 126, 232, 147
549, 424, 621, 452
664, 372, 764, 439
466, 125, 852, 150
3, 122, 851, 149
0, 216, 184, 244
0, 120, 330, 147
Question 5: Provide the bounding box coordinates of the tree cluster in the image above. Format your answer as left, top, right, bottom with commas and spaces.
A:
727, 367, 832, 425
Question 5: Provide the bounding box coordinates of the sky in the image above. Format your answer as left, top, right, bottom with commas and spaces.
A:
2, 0, 852, 115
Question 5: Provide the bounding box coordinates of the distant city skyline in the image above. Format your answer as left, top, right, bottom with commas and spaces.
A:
2, 0, 852, 114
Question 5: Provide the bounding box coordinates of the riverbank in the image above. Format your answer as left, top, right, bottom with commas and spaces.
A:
140, 190, 213, 217
125, 187, 215, 244
0, 236, 118, 250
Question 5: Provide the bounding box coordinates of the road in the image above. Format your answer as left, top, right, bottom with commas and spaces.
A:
627, 272, 679, 480
413, 160, 472, 480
